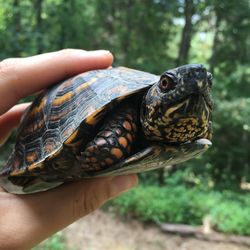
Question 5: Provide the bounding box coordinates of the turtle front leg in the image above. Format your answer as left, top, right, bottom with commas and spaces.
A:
79, 104, 139, 172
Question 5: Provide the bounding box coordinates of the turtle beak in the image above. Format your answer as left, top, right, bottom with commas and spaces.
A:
188, 68, 213, 111
202, 72, 213, 110
192, 67, 208, 93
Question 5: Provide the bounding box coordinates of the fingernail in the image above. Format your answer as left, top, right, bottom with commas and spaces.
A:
88, 50, 112, 56
110, 175, 138, 197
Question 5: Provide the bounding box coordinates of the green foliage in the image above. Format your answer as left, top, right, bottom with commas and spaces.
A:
209, 0, 250, 72
213, 65, 250, 100
210, 98, 250, 185
33, 232, 67, 250
210, 201, 250, 235
109, 186, 250, 235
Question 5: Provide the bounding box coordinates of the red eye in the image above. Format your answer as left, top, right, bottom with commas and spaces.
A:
159, 76, 175, 92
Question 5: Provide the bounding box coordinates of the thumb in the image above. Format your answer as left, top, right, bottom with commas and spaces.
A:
30, 174, 138, 226
69, 174, 139, 219
3, 175, 138, 249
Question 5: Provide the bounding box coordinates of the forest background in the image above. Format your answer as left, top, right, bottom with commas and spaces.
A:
0, 0, 249, 237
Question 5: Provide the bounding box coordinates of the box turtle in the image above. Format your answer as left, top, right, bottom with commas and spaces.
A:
0, 64, 213, 194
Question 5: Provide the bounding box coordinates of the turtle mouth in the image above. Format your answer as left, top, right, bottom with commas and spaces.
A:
202, 91, 213, 110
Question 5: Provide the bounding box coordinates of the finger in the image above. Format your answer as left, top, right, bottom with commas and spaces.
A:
0, 175, 138, 249
0, 49, 113, 114
0, 103, 30, 146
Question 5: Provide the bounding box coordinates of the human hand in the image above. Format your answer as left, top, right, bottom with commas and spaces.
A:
0, 49, 138, 250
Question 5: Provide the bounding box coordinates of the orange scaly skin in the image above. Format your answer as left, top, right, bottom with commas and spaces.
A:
81, 104, 138, 171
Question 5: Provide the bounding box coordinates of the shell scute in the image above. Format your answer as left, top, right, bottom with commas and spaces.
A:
3, 67, 158, 175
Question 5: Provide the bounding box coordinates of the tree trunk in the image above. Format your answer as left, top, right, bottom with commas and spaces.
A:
176, 0, 194, 66
120, 0, 132, 65
209, 14, 221, 74
12, 0, 21, 56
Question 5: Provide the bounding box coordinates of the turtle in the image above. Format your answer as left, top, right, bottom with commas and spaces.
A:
0, 64, 213, 194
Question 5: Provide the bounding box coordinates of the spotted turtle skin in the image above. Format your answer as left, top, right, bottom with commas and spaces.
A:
0, 65, 213, 194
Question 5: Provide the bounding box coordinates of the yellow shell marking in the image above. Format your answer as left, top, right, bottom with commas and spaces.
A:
65, 128, 80, 144
27, 162, 44, 171
52, 91, 74, 106
46, 147, 63, 161
85, 106, 105, 125
10, 168, 26, 176
26, 151, 38, 164
52, 78, 97, 106
75, 77, 97, 94
29, 96, 47, 117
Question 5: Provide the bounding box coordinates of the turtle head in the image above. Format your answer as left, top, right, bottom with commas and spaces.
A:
140, 64, 213, 143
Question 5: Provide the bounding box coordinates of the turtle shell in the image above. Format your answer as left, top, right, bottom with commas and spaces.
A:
5, 67, 158, 174
0, 67, 212, 194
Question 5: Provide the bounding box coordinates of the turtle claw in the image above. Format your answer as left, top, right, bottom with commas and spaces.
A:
191, 138, 212, 146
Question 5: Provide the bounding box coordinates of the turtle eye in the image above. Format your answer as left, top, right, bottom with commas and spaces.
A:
159, 76, 175, 92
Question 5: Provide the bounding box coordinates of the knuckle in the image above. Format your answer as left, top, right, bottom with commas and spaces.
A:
59, 48, 77, 57
0, 58, 20, 80
58, 48, 86, 59
0, 58, 17, 73
57, 49, 80, 76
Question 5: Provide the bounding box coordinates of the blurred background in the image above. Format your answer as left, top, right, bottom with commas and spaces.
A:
0, 0, 249, 249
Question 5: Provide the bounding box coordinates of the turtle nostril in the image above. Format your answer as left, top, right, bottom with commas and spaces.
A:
195, 69, 206, 80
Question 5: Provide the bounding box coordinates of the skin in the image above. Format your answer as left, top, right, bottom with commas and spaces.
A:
0, 49, 138, 250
